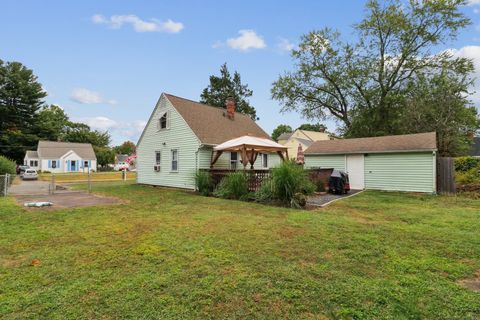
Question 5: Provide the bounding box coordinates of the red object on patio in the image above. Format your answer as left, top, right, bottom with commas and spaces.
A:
296, 143, 305, 164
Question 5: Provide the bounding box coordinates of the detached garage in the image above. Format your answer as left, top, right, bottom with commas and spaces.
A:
304, 132, 437, 193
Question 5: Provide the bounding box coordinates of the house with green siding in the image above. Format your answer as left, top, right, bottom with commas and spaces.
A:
304, 132, 437, 193
136, 93, 280, 189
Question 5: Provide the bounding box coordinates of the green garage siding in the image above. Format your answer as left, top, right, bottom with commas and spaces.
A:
304, 155, 345, 171
365, 152, 435, 193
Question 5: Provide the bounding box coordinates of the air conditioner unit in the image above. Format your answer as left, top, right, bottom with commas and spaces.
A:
154, 165, 161, 172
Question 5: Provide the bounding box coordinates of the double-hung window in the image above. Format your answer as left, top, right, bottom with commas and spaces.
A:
261, 154, 268, 168
154, 151, 161, 171
171, 149, 178, 171
51, 160, 58, 169
230, 152, 238, 170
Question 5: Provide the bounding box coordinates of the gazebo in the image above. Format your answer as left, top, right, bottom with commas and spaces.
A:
211, 135, 289, 169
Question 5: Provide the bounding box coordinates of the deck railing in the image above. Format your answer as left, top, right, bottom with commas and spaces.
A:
202, 168, 333, 192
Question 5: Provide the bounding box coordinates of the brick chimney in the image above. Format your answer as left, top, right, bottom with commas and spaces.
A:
226, 97, 235, 120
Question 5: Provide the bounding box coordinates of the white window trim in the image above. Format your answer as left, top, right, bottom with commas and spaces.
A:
262, 153, 268, 168
230, 152, 238, 170
157, 110, 170, 131
171, 149, 178, 172
155, 151, 161, 172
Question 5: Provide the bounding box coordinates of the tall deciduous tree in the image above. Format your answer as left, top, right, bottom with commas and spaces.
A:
35, 105, 70, 141
200, 63, 257, 120
400, 70, 479, 156
114, 141, 136, 155
272, 0, 473, 139
0, 59, 47, 162
297, 123, 326, 132
271, 124, 293, 141
63, 124, 111, 148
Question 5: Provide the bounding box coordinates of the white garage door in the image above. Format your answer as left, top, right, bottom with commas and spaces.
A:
346, 154, 365, 189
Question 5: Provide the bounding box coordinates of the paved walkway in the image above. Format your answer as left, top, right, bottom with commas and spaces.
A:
307, 189, 363, 207
9, 178, 121, 209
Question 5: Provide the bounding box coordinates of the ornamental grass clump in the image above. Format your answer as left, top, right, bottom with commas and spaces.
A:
195, 170, 213, 196
258, 160, 315, 207
214, 171, 250, 200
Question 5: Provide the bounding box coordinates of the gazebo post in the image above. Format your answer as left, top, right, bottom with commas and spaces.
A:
241, 145, 248, 169
210, 150, 223, 168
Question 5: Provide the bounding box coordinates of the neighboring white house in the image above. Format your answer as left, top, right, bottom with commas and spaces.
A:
304, 132, 438, 193
136, 93, 281, 189
24, 141, 97, 173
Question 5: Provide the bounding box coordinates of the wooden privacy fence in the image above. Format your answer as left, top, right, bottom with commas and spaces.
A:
437, 157, 456, 195
203, 168, 334, 192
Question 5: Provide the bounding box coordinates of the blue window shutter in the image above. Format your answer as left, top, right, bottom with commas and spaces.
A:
48, 160, 51, 168
88, 160, 91, 168
67, 160, 70, 171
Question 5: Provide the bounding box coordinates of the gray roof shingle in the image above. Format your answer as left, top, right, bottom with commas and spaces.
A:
277, 132, 293, 141
164, 94, 271, 145
25, 150, 38, 158
305, 132, 437, 154
37, 141, 96, 160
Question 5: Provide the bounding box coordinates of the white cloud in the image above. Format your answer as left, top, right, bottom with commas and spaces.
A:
70, 88, 116, 105
76, 117, 146, 144
277, 37, 297, 53
92, 14, 184, 33
467, 0, 480, 5
448, 45, 480, 104
225, 30, 266, 52
81, 116, 119, 130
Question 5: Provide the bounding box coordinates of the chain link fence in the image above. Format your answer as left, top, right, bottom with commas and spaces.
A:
0, 174, 13, 197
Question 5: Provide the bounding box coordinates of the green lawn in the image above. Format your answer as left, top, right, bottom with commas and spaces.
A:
1, 184, 479, 319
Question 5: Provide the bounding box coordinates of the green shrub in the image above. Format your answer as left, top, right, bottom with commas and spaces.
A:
291, 193, 307, 209
302, 179, 316, 194
0, 156, 16, 175
195, 171, 213, 196
456, 168, 480, 185
455, 156, 480, 172
270, 160, 315, 206
255, 178, 275, 202
214, 171, 249, 200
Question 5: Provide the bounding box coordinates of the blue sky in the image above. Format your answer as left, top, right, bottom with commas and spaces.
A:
2, 0, 480, 145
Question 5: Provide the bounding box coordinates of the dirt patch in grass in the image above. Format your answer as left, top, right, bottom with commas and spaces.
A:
457, 270, 480, 292
278, 225, 304, 239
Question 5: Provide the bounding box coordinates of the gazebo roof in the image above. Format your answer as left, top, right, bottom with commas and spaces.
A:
214, 135, 288, 152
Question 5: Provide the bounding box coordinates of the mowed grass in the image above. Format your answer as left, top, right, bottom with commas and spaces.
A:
1, 184, 479, 319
